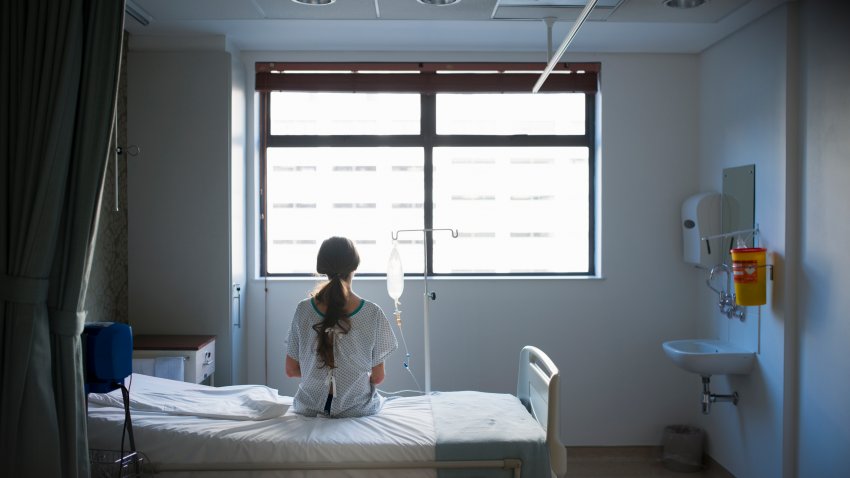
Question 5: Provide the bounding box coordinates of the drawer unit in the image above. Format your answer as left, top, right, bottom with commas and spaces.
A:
133, 335, 216, 385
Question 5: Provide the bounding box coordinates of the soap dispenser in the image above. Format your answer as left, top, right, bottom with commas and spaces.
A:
682, 192, 721, 267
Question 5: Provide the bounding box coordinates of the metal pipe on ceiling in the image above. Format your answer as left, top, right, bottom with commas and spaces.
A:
532, 0, 597, 93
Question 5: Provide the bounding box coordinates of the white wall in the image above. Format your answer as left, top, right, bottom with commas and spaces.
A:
797, 2, 850, 476
230, 47, 248, 385
241, 51, 702, 445
696, 5, 790, 477
127, 49, 234, 385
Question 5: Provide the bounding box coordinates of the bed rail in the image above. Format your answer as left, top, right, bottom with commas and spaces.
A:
517, 345, 567, 478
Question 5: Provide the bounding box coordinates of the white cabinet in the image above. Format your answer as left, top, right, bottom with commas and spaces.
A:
133, 335, 216, 385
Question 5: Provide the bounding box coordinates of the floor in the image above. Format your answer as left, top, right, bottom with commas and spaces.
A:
566, 447, 735, 478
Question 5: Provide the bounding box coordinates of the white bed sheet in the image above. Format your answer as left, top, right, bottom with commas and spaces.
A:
87, 374, 436, 477
89, 374, 290, 420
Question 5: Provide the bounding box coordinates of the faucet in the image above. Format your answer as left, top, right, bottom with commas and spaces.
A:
708, 263, 733, 313
707, 264, 745, 321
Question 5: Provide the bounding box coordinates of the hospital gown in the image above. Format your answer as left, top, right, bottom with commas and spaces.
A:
286, 298, 398, 418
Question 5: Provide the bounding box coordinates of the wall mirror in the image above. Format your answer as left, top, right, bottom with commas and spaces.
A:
721, 164, 755, 264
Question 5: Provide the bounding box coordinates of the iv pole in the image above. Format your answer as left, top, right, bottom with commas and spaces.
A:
391, 228, 458, 394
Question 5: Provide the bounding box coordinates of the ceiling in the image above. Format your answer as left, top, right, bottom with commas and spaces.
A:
124, 0, 790, 54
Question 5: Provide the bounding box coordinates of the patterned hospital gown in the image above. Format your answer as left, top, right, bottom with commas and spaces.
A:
286, 298, 398, 418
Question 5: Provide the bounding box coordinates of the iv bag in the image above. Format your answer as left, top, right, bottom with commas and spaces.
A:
387, 241, 404, 304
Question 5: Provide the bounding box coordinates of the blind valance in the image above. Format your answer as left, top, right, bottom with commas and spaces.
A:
255, 62, 599, 93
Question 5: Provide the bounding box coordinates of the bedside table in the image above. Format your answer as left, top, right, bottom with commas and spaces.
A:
133, 335, 216, 385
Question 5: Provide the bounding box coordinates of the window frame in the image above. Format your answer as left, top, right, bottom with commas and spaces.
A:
258, 63, 598, 278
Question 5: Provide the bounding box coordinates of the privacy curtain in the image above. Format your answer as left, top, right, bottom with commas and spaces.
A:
0, 0, 125, 476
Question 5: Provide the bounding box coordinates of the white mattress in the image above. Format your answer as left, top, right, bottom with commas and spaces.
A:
87, 374, 436, 477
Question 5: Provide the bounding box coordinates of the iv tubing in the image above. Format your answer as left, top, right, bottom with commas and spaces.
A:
394, 309, 421, 391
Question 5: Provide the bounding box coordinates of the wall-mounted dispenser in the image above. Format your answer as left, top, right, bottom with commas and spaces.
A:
682, 192, 721, 267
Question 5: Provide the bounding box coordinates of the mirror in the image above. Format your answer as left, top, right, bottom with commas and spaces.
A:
721, 164, 755, 264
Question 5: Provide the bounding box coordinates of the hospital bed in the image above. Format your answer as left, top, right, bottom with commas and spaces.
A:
87, 345, 566, 478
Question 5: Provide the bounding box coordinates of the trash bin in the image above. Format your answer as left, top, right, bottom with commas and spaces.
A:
661, 425, 705, 472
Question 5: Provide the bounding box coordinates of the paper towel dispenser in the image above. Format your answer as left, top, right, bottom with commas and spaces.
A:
682, 193, 721, 267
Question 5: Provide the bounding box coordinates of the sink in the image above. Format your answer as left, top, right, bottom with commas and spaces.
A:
662, 339, 755, 376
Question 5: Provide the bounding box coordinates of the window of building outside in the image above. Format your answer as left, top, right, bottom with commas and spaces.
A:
258, 63, 598, 277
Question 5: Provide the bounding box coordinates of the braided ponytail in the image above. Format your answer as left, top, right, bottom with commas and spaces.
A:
312, 237, 360, 369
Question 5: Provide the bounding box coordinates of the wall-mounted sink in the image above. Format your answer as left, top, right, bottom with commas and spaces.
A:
662, 339, 755, 377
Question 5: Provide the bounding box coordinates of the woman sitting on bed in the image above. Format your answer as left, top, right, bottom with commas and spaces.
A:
285, 236, 398, 418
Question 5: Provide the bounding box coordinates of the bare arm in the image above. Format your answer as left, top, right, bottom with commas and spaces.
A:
370, 362, 385, 384
285, 354, 301, 378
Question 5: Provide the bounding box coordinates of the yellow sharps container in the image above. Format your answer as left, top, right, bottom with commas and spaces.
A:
731, 247, 767, 306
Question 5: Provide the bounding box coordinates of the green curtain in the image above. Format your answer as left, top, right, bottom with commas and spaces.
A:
0, 0, 125, 476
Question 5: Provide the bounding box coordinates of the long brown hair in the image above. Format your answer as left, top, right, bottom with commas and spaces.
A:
312, 237, 360, 369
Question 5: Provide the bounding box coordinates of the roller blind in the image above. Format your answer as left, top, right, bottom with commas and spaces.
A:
255, 62, 599, 94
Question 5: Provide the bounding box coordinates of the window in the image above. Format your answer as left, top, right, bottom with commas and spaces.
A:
258, 63, 598, 277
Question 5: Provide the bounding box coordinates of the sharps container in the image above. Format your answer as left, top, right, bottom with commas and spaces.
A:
661, 425, 705, 472
731, 247, 767, 306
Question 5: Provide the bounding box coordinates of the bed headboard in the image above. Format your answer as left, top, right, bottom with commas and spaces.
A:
517, 346, 567, 478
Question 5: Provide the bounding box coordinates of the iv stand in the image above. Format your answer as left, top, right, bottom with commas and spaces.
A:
391, 228, 459, 394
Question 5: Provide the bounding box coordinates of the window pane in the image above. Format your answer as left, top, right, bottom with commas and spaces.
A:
270, 92, 420, 135
436, 93, 585, 135
266, 147, 425, 274
432, 147, 589, 274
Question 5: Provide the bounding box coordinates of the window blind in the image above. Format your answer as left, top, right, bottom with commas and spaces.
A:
255, 62, 599, 94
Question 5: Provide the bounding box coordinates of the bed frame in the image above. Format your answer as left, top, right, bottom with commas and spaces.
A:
517, 345, 567, 478
114, 346, 566, 478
